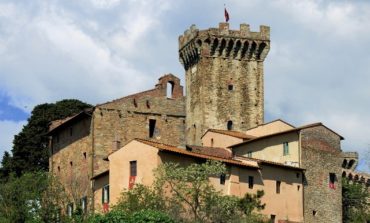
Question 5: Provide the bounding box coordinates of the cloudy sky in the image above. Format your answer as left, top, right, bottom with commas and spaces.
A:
0, 0, 369, 172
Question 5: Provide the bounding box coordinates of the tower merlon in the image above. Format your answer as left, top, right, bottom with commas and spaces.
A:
179, 23, 270, 70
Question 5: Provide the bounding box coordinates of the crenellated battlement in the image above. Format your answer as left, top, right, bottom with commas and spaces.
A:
179, 23, 270, 70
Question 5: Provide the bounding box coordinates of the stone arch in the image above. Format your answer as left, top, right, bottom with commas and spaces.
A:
211, 38, 219, 56
233, 40, 242, 58
240, 41, 249, 59
225, 39, 234, 57
348, 173, 353, 181
218, 38, 227, 56
348, 159, 355, 169
256, 42, 267, 60
248, 41, 257, 59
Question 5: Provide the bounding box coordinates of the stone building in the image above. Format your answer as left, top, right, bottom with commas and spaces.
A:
48, 22, 366, 222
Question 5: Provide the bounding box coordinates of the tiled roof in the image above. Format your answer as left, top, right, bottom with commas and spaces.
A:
235, 156, 305, 171
48, 109, 92, 134
186, 145, 232, 159
202, 129, 255, 139
135, 139, 259, 169
231, 122, 344, 148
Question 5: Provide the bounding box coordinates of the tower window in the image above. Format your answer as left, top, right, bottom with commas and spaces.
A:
248, 176, 254, 189
220, 173, 226, 185
211, 138, 214, 147
228, 84, 233, 91
167, 81, 174, 98
133, 98, 137, 107
227, 120, 233, 130
149, 119, 156, 138
276, 181, 281, 194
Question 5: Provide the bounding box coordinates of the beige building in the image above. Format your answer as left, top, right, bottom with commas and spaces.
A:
91, 139, 304, 222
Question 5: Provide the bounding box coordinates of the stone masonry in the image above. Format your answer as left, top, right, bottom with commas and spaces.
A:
49, 74, 186, 213
300, 125, 343, 223
179, 23, 270, 145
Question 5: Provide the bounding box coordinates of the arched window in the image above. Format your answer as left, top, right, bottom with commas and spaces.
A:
342, 159, 348, 168
348, 159, 355, 169
227, 120, 233, 130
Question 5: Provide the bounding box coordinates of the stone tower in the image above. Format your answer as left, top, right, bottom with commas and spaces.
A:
179, 23, 270, 145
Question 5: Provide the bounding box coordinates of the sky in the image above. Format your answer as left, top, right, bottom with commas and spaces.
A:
0, 0, 369, 172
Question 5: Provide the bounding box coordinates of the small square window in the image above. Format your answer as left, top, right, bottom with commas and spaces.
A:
228, 85, 234, 91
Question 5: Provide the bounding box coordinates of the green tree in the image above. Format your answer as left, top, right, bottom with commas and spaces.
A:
342, 178, 370, 223
1, 99, 92, 176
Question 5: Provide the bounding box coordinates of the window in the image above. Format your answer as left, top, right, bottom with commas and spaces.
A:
130, 161, 137, 177
276, 181, 281, 194
220, 173, 226, 185
81, 196, 87, 213
70, 161, 73, 167
270, 215, 276, 223
329, 173, 336, 189
57, 166, 60, 172
228, 84, 234, 91
149, 119, 156, 138
67, 203, 73, 217
133, 98, 137, 107
167, 82, 174, 98
297, 185, 300, 191
247, 151, 252, 158
227, 120, 233, 130
248, 176, 254, 189
283, 142, 289, 155
102, 184, 109, 204
313, 210, 317, 216
83, 152, 87, 159
146, 100, 150, 109
211, 138, 214, 147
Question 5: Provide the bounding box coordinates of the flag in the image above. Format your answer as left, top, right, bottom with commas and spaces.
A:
224, 8, 229, 22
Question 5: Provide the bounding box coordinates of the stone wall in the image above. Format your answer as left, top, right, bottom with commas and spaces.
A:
300, 126, 342, 223
179, 23, 270, 145
49, 117, 93, 212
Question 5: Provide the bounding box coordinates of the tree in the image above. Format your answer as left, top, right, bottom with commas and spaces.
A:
1, 99, 92, 176
342, 178, 370, 223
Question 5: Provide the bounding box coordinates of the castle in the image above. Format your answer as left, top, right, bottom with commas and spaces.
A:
48, 22, 369, 222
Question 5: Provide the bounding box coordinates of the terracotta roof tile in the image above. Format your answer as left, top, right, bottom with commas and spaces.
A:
134, 139, 259, 169
202, 129, 256, 139
186, 145, 232, 159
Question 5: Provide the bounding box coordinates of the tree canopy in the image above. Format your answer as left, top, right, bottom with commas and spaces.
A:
0, 99, 92, 178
